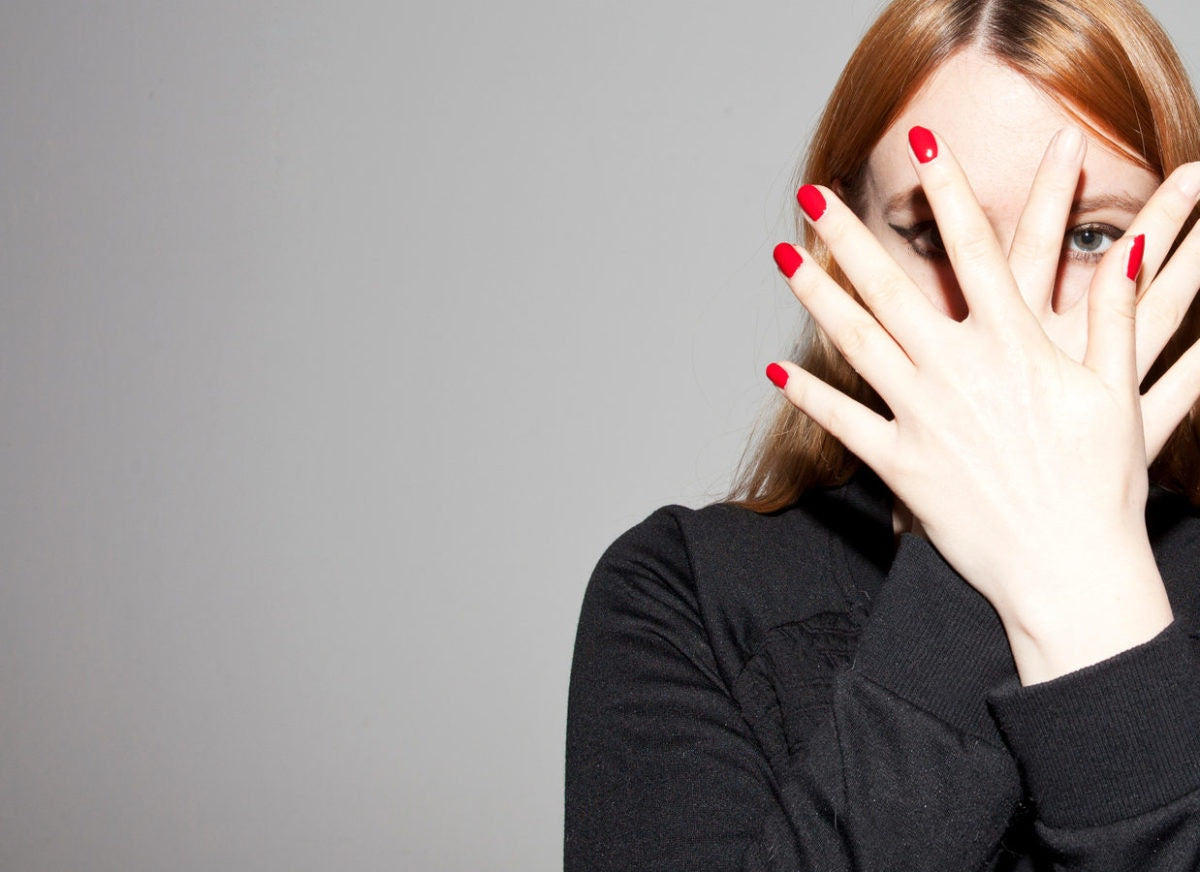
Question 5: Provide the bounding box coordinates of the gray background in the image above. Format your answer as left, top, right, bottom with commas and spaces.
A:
3, 2, 1199, 870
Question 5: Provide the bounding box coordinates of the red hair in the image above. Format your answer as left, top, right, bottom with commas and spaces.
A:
730, 0, 1200, 511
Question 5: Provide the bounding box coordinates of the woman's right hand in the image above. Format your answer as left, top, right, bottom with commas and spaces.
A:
767, 127, 1198, 683
1000, 139, 1200, 462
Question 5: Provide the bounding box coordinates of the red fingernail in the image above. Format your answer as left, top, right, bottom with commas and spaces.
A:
772, 243, 803, 278
766, 363, 789, 389
797, 185, 826, 221
1127, 233, 1145, 280
908, 126, 938, 163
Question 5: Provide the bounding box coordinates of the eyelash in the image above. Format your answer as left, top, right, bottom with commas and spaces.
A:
1063, 223, 1124, 262
888, 221, 1126, 263
889, 222, 944, 260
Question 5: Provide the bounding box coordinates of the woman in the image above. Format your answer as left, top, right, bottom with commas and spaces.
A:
567, 0, 1200, 869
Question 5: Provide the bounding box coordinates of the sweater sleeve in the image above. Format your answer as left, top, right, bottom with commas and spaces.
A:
565, 511, 1024, 871
987, 623, 1200, 870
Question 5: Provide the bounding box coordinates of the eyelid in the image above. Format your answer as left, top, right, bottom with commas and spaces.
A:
888, 221, 939, 240
1068, 220, 1124, 234
1064, 221, 1125, 243
888, 221, 946, 260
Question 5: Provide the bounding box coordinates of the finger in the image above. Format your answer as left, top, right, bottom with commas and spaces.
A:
1141, 335, 1200, 461
795, 184, 944, 359
765, 360, 894, 469
907, 125, 1035, 330
1007, 127, 1086, 315
1084, 233, 1144, 388
773, 242, 915, 402
1134, 162, 1200, 378
1131, 162, 1200, 289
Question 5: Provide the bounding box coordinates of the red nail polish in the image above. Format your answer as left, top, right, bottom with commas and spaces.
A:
772, 243, 803, 278
797, 185, 827, 221
1127, 233, 1145, 280
908, 126, 938, 164
766, 363, 789, 389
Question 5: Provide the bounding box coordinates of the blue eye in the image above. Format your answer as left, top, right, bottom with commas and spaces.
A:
1065, 223, 1122, 260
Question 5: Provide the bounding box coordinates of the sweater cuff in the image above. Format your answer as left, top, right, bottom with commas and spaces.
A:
853, 534, 1015, 742
989, 622, 1200, 828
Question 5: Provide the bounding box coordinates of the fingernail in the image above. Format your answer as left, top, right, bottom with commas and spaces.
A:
908, 126, 938, 164
797, 185, 827, 221
772, 243, 803, 278
766, 363, 789, 389
1127, 233, 1145, 280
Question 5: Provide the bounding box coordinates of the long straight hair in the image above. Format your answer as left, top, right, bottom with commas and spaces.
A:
729, 0, 1200, 512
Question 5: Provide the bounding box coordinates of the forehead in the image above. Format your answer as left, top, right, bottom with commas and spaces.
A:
863, 49, 1159, 216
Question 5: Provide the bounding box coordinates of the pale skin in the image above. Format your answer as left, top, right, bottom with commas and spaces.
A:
772, 50, 1200, 685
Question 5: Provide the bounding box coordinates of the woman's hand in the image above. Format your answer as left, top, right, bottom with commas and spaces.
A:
1002, 132, 1200, 460
1124, 167, 1200, 458
768, 127, 1200, 684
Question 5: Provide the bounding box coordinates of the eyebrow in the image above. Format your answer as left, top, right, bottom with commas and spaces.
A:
881, 187, 1147, 217
1071, 192, 1147, 214
882, 188, 930, 216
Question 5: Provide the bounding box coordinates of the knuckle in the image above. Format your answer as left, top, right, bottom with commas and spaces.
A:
1144, 297, 1184, 336
816, 209, 854, 251
1096, 295, 1136, 324
865, 275, 905, 309
947, 230, 994, 264
836, 320, 873, 359
920, 167, 956, 199
1008, 234, 1050, 264
823, 404, 847, 437
787, 271, 820, 304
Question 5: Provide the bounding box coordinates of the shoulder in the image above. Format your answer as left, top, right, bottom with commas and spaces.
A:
582, 474, 894, 666
581, 503, 750, 631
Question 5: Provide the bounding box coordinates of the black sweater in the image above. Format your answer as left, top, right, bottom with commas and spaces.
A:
565, 473, 1200, 870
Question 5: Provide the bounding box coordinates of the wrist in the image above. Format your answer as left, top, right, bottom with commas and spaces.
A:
990, 532, 1172, 685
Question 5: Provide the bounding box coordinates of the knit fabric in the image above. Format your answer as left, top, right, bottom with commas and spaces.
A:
565, 473, 1200, 870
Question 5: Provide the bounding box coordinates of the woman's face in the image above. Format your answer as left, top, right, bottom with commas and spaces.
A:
857, 49, 1160, 351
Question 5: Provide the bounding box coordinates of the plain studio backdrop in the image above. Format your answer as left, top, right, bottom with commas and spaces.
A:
3, 1, 1200, 869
